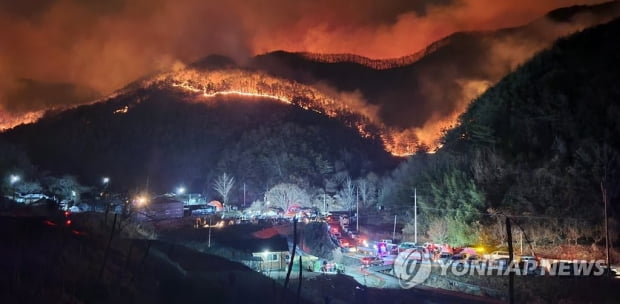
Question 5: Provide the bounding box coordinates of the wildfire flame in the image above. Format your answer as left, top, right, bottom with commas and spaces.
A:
0, 68, 439, 157
149, 69, 347, 117
113, 105, 129, 114
0, 110, 45, 131
143, 68, 419, 156
296, 38, 449, 70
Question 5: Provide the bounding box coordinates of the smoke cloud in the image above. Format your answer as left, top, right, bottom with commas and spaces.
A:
0, 0, 613, 142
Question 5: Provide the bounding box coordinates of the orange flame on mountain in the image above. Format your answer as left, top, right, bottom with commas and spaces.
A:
0, 110, 45, 131
143, 68, 419, 156
1, 68, 427, 156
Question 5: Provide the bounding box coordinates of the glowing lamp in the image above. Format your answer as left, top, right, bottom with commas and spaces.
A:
136, 196, 147, 206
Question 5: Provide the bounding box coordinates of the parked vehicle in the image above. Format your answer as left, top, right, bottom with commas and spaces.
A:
191, 207, 215, 216
451, 252, 473, 266
338, 238, 351, 248
413, 246, 433, 259
389, 243, 400, 255
467, 254, 482, 264
517, 255, 539, 263
189, 204, 216, 216
438, 252, 453, 264
485, 251, 510, 261
361, 256, 384, 267
341, 224, 349, 232
376, 241, 392, 256
397, 242, 417, 252
313, 260, 345, 274
423, 242, 443, 253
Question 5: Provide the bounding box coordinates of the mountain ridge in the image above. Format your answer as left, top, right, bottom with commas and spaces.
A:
379, 16, 620, 247
1, 84, 398, 199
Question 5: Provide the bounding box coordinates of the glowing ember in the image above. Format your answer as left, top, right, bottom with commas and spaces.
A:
113, 105, 129, 114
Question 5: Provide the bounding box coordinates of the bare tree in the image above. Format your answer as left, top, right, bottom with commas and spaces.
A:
213, 173, 235, 206
44, 175, 89, 204
264, 183, 309, 211
565, 221, 582, 245
574, 141, 619, 267
427, 218, 449, 243
357, 178, 370, 207
338, 177, 355, 211
15, 181, 43, 195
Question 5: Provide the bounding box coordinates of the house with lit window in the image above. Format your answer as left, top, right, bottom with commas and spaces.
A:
246, 236, 290, 272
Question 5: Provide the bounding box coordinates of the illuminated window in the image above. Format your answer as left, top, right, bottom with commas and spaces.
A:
265, 253, 278, 261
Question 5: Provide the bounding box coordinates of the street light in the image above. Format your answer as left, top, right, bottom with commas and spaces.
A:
136, 196, 147, 207
176, 186, 186, 195
10, 174, 20, 202
102, 177, 110, 184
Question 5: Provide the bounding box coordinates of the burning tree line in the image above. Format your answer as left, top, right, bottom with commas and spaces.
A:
143, 68, 420, 156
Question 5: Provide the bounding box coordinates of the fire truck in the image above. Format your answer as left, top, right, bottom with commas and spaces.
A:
357, 239, 397, 257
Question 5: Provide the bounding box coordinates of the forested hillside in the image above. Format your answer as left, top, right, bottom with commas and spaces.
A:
383, 18, 620, 247
1, 88, 397, 203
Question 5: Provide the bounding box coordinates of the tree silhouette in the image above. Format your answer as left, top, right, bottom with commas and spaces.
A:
264, 183, 309, 211
213, 173, 235, 206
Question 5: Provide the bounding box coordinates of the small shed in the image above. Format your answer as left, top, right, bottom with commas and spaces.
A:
247, 236, 290, 272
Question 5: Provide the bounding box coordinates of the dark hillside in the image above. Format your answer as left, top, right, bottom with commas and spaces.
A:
1, 88, 397, 201
442, 16, 620, 213
381, 17, 620, 247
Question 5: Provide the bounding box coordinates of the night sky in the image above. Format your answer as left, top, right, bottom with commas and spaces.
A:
0, 0, 609, 129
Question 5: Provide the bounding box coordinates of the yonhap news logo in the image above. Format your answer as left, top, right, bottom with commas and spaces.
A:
393, 249, 433, 289
394, 254, 610, 289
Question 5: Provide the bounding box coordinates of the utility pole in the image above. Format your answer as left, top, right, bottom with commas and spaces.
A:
208, 216, 212, 248
145, 175, 150, 194
603, 180, 610, 276
506, 217, 515, 304
284, 217, 298, 289
393, 215, 397, 241
323, 193, 326, 214
10, 175, 20, 202
414, 188, 418, 244
356, 187, 359, 232
243, 183, 246, 208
